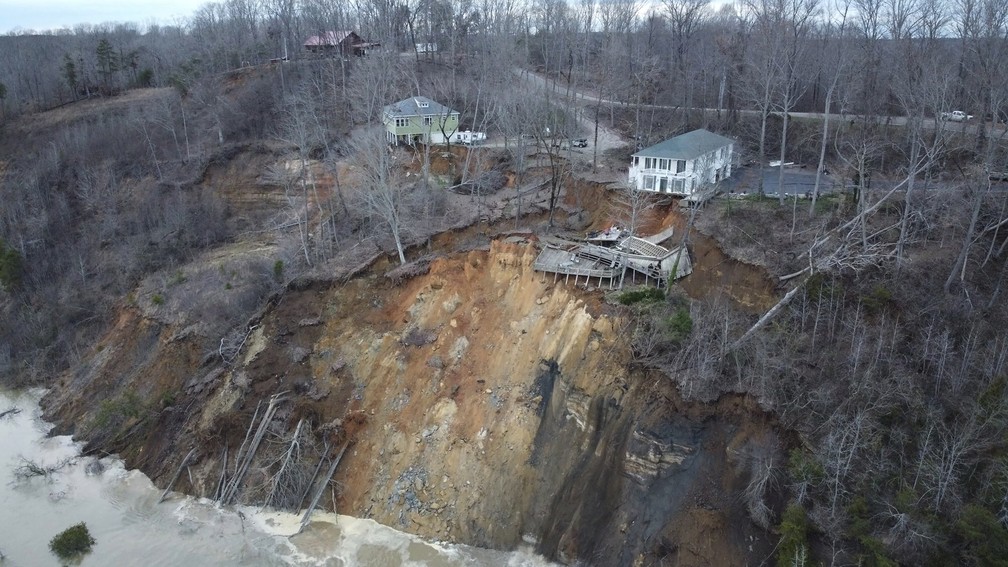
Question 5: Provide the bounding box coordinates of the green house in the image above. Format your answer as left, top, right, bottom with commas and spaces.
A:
383, 96, 460, 145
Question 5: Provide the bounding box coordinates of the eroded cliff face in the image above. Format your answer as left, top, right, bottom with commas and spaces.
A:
43, 239, 779, 565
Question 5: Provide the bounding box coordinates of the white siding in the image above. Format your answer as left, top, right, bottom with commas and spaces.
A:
627, 142, 733, 196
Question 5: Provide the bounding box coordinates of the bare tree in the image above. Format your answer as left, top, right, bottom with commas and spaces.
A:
663, 0, 711, 107
611, 186, 658, 236
810, 1, 851, 218
771, 0, 820, 205
741, 1, 783, 196
528, 100, 574, 229
350, 127, 410, 265
596, 0, 641, 168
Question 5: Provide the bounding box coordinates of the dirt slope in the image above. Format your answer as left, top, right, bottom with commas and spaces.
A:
43, 238, 780, 565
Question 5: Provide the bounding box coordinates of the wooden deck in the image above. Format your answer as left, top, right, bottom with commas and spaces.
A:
618, 235, 669, 257
643, 226, 675, 245
586, 226, 628, 244
533, 228, 692, 289
533, 245, 626, 289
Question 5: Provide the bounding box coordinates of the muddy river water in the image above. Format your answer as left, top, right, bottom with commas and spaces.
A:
0, 388, 554, 567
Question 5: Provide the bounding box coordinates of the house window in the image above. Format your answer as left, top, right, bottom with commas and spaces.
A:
673, 178, 684, 193
644, 175, 655, 190
676, 160, 686, 173
395, 118, 410, 128
633, 156, 639, 166
659, 177, 668, 192
424, 116, 433, 126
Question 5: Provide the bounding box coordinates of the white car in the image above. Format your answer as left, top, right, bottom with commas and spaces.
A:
941, 110, 973, 122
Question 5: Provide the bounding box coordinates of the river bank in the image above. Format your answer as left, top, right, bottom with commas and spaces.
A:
0, 388, 554, 566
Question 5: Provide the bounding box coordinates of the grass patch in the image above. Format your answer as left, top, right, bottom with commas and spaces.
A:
812, 193, 844, 215
169, 269, 187, 286
159, 389, 178, 409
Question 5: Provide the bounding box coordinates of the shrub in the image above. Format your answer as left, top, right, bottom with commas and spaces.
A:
151, 293, 164, 306
137, 68, 154, 87
805, 272, 843, 301
860, 285, 894, 315
0, 239, 23, 291
848, 497, 897, 567
273, 260, 284, 281
776, 503, 810, 567
49, 522, 96, 559
665, 307, 693, 344
956, 504, 1008, 567
618, 287, 665, 305
93, 390, 144, 429
788, 448, 824, 485
979, 375, 1008, 419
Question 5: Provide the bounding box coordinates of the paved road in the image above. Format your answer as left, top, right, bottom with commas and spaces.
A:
512, 68, 627, 164
515, 67, 1004, 137
508, 67, 1006, 196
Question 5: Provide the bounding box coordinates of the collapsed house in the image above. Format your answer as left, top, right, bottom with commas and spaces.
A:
533, 227, 692, 289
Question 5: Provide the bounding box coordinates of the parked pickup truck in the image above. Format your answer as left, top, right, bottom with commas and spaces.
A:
941, 110, 974, 122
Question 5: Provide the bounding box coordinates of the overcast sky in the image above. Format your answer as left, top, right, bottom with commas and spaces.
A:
1, 0, 206, 33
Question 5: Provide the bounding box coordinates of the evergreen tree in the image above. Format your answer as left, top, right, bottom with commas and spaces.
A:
95, 39, 117, 91
62, 54, 77, 99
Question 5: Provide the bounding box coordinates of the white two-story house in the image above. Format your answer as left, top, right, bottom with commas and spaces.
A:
628, 129, 734, 195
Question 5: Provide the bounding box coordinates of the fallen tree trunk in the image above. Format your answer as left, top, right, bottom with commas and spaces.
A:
220, 392, 287, 505
159, 447, 198, 504
299, 441, 348, 532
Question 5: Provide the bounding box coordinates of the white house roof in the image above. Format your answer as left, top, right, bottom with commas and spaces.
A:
633, 129, 734, 161
384, 96, 458, 118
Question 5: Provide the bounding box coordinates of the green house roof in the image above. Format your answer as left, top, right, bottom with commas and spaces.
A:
633, 129, 734, 161
384, 96, 458, 118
